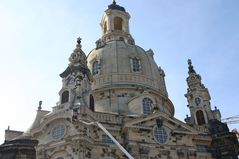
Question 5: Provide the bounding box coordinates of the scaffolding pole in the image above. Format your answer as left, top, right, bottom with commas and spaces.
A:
79, 120, 134, 159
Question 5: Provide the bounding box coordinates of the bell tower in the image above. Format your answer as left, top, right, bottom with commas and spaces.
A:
57, 38, 93, 111
184, 59, 221, 132
96, 0, 135, 48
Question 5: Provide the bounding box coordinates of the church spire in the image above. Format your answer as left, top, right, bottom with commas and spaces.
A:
184, 59, 221, 131
186, 59, 202, 89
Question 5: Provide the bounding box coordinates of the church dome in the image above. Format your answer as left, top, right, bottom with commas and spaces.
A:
87, 2, 174, 116
88, 41, 167, 96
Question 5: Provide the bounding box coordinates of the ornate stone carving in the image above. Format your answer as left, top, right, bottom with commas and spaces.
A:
59, 37, 94, 109
61, 37, 93, 83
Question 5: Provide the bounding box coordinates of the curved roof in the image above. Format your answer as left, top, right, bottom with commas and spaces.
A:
87, 40, 168, 97
107, 1, 126, 12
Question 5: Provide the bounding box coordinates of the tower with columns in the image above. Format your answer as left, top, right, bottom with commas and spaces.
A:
184, 59, 221, 132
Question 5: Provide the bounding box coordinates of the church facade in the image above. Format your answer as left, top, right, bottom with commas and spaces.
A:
1, 1, 239, 159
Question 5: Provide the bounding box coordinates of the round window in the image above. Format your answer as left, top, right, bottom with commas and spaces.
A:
153, 126, 168, 144
194, 97, 201, 106
52, 124, 66, 140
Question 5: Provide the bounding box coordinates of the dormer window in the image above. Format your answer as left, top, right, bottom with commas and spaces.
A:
114, 17, 123, 30
93, 60, 100, 75
130, 58, 141, 72
142, 97, 153, 115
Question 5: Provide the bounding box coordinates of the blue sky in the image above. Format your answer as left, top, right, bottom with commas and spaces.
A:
0, 0, 239, 143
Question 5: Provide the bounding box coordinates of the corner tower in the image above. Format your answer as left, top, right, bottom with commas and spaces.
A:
87, 1, 174, 116
185, 59, 221, 132
57, 38, 93, 112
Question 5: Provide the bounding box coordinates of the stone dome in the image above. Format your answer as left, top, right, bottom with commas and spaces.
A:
87, 41, 167, 96
86, 2, 174, 116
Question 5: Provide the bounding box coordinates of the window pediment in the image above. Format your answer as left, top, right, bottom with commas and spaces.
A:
124, 112, 198, 134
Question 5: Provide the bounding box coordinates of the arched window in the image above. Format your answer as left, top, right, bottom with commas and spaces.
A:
142, 98, 153, 115
61, 91, 69, 104
196, 110, 206, 125
131, 58, 141, 72
92, 61, 99, 75
114, 17, 123, 30
89, 94, 95, 111
103, 21, 107, 33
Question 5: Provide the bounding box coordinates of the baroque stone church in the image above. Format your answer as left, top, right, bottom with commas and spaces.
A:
1, 1, 239, 159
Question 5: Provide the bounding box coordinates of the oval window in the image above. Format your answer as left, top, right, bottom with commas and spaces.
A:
153, 126, 168, 144
52, 124, 66, 140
